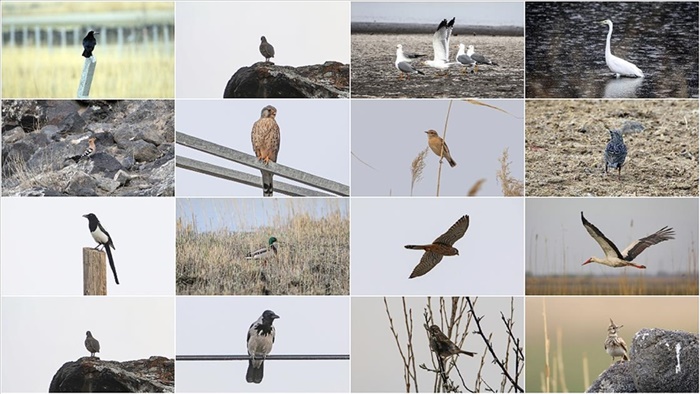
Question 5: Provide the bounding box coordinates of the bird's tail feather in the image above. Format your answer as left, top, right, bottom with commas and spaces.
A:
82, 49, 91, 58
246, 359, 264, 384
447, 158, 457, 167
262, 170, 273, 197
404, 245, 427, 250
104, 246, 120, 285
461, 350, 476, 357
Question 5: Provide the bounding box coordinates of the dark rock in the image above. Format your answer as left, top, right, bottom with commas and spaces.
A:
49, 356, 174, 392
140, 128, 165, 146
586, 361, 637, 393
57, 112, 86, 135
2, 142, 35, 177
3, 126, 25, 144
131, 140, 160, 162
44, 101, 81, 125
223, 61, 349, 98
89, 153, 124, 179
41, 125, 60, 141
630, 328, 698, 393
64, 173, 98, 196
586, 328, 699, 393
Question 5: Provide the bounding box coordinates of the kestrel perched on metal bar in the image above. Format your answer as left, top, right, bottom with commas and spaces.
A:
251, 105, 281, 197
405, 214, 469, 278
426, 324, 476, 358
425, 130, 457, 167
260, 36, 275, 63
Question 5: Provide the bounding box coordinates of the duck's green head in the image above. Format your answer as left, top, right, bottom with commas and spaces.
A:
268, 237, 278, 245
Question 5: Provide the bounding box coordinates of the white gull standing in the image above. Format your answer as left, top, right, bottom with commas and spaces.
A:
395, 44, 425, 79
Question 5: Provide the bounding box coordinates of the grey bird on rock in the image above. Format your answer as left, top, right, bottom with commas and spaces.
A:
85, 331, 100, 357
260, 36, 275, 63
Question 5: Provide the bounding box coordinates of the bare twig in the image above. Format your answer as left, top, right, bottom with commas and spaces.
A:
466, 297, 524, 392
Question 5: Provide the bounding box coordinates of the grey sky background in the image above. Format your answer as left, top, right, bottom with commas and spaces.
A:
1, 197, 175, 295
1, 297, 174, 392
351, 99, 524, 196
176, 2, 350, 98
176, 296, 349, 392
352, 296, 524, 392
352, 2, 524, 26
351, 198, 524, 295
526, 198, 698, 276
176, 100, 350, 197
177, 198, 348, 233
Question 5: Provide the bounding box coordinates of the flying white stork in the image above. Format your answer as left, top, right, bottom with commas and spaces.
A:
580, 211, 675, 269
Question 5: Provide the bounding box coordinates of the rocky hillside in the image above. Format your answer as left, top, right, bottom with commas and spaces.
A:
2, 100, 174, 196
49, 356, 174, 392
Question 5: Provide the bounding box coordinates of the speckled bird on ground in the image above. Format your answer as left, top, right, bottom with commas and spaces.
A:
604, 128, 627, 179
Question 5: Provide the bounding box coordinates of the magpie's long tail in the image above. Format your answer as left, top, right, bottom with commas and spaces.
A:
246, 359, 264, 384
104, 245, 120, 285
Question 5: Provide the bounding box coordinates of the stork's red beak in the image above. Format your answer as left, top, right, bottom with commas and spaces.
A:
582, 258, 592, 266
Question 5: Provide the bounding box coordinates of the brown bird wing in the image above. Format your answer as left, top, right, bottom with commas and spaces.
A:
433, 215, 469, 246
409, 251, 444, 278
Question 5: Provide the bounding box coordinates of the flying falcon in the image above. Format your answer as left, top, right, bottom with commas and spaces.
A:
405, 214, 470, 278
251, 105, 281, 196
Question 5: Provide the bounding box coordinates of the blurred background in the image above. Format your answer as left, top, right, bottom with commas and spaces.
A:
2, 1, 174, 98
526, 297, 699, 392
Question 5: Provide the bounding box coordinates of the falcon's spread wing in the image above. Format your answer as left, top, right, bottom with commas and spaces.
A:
433, 215, 469, 246
409, 251, 444, 278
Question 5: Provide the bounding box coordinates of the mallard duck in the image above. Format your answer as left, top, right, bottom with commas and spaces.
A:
246, 237, 279, 262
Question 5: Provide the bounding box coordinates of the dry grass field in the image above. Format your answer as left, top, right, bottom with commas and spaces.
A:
526, 100, 699, 196
176, 200, 349, 295
2, 46, 174, 98
526, 274, 698, 296
351, 34, 524, 98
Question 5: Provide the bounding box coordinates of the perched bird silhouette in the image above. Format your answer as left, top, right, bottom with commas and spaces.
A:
83, 213, 119, 284
405, 214, 470, 278
246, 237, 279, 262
251, 105, 281, 197
581, 211, 674, 269
82, 31, 99, 58
604, 128, 627, 179
85, 331, 100, 357
246, 310, 279, 384
427, 324, 476, 358
604, 319, 629, 363
260, 36, 275, 63
425, 130, 457, 167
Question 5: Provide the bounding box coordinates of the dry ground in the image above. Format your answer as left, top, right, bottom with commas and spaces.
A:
351, 34, 524, 98
526, 100, 699, 196
526, 275, 698, 296
176, 213, 349, 296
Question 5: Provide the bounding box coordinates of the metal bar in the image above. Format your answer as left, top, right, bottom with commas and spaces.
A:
176, 156, 332, 197
177, 354, 349, 361
176, 131, 349, 196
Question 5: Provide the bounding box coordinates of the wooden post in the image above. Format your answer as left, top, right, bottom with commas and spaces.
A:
77, 57, 97, 98
83, 247, 107, 296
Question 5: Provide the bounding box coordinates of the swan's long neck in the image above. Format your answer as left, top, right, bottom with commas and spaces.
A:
605, 23, 613, 60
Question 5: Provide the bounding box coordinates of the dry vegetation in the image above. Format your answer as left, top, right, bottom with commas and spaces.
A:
526, 100, 699, 196
526, 275, 698, 296
498, 148, 524, 196
2, 46, 174, 98
3, 2, 172, 15
385, 297, 524, 393
176, 200, 349, 295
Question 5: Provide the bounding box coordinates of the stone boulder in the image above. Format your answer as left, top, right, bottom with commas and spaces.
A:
587, 328, 699, 393
49, 356, 174, 392
223, 61, 349, 98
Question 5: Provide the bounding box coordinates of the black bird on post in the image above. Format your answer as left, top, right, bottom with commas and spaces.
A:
82, 31, 99, 58
83, 213, 119, 284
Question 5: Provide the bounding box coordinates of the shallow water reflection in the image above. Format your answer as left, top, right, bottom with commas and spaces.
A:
526, 2, 699, 98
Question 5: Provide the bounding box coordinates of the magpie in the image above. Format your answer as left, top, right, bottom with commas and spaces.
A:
83, 213, 119, 285
246, 310, 279, 384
